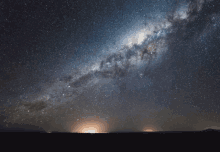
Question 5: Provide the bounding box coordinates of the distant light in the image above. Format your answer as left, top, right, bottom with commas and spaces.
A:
75, 123, 100, 133
85, 130, 96, 133
82, 126, 98, 133
84, 128, 97, 133
144, 129, 154, 132
143, 125, 157, 132
71, 116, 109, 133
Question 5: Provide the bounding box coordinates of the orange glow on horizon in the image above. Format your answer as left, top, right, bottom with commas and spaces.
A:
143, 125, 157, 132
76, 123, 101, 133
71, 116, 109, 133
144, 129, 154, 132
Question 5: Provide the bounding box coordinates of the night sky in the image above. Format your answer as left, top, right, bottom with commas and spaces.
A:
1, 0, 220, 133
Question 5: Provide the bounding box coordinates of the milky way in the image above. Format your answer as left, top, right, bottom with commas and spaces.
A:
1, 0, 220, 133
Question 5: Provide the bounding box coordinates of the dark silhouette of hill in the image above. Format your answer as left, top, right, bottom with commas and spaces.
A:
0, 122, 46, 132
